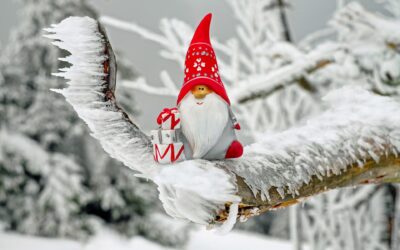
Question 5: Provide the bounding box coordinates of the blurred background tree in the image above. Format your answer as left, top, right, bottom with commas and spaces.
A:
0, 0, 189, 246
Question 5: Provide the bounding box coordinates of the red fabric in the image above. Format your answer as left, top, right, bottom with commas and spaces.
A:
225, 140, 243, 159
177, 13, 230, 106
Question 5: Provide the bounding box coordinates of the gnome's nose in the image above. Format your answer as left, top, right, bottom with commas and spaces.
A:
192, 85, 212, 99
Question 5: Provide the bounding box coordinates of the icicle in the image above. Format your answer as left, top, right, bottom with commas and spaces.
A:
277, 187, 286, 199
216, 202, 239, 235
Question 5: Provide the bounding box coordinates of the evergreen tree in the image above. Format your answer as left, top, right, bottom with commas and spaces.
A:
0, 0, 99, 239
0, 0, 189, 245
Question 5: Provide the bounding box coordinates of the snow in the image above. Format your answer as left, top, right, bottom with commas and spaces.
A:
188, 229, 300, 250
44, 16, 156, 175
226, 86, 400, 200
0, 232, 82, 250
0, 228, 300, 250
230, 43, 339, 104
155, 160, 240, 225
0, 130, 48, 173
83, 229, 171, 250
301, 187, 388, 250
40, 2, 400, 249
46, 15, 400, 230
46, 16, 240, 229
332, 2, 400, 45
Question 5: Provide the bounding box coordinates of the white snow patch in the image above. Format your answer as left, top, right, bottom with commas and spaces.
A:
0, 231, 82, 250
0, 130, 48, 173
154, 160, 240, 225
0, 229, 303, 250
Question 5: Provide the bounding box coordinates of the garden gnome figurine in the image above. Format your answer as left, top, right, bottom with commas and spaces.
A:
154, 13, 243, 162
176, 13, 243, 160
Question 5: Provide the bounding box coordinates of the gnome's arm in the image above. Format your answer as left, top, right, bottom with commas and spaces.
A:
229, 108, 241, 130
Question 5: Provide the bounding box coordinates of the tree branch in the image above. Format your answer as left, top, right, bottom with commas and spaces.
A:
230, 45, 336, 104
46, 17, 400, 230
44, 17, 155, 175
277, 0, 292, 42
218, 155, 400, 222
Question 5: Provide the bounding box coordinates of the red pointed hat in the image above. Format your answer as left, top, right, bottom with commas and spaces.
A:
177, 13, 230, 106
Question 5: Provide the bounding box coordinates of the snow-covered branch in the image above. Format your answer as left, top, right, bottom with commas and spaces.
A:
230, 44, 337, 104
100, 16, 172, 49
227, 156, 400, 222
332, 2, 400, 49
44, 17, 154, 174
121, 72, 178, 97
46, 17, 400, 229
234, 2, 400, 104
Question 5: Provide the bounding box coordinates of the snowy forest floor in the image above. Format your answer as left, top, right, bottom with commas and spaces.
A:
0, 227, 304, 250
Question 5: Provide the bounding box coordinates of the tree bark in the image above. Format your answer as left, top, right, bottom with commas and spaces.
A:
276, 0, 292, 42
216, 156, 400, 222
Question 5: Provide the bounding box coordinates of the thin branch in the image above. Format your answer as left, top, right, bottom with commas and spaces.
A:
100, 16, 170, 47
277, 0, 292, 42
231, 45, 337, 104
121, 71, 179, 97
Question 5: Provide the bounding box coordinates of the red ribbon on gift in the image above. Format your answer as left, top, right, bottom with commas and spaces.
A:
156, 107, 180, 129
153, 144, 184, 163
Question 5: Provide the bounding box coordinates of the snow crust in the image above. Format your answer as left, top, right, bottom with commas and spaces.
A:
155, 160, 240, 225
225, 86, 400, 200
0, 228, 301, 250
44, 16, 155, 175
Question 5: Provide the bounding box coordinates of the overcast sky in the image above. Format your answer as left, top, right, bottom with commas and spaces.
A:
0, 0, 383, 131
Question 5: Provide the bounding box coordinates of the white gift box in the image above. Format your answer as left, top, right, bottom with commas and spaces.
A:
160, 110, 181, 130
153, 143, 185, 164
150, 130, 178, 144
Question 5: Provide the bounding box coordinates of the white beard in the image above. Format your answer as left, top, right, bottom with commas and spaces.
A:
179, 92, 229, 159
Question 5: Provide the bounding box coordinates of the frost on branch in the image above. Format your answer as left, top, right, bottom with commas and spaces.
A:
44, 16, 154, 174
46, 16, 400, 228
226, 86, 400, 201
45, 16, 240, 228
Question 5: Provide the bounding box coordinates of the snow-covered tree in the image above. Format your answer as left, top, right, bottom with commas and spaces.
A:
296, 2, 400, 250
0, 0, 189, 246
0, 0, 97, 238
0, 132, 46, 235
45, 12, 400, 248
